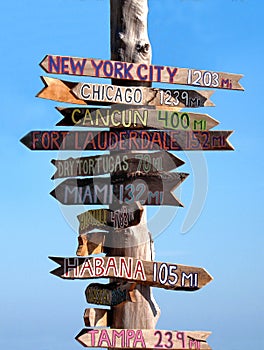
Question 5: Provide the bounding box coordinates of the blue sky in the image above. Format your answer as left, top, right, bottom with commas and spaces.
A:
0, 0, 263, 349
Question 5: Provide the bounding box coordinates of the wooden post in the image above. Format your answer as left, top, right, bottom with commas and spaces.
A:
106, 0, 160, 329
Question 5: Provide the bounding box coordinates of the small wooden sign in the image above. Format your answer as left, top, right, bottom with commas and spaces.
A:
20, 130, 234, 151
78, 205, 143, 234
40, 54, 244, 90
56, 106, 219, 131
83, 308, 110, 327
76, 232, 105, 256
51, 151, 184, 179
85, 282, 136, 307
37, 76, 215, 108
50, 172, 188, 207
75, 328, 211, 349
49, 256, 213, 291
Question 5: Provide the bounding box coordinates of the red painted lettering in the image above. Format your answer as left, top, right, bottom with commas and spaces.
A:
32, 131, 40, 150
105, 257, 118, 276
94, 257, 105, 277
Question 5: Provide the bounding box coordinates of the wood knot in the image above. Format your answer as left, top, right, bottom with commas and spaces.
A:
136, 42, 150, 54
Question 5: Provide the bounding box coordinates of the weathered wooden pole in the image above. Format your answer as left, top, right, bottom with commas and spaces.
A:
106, 0, 160, 329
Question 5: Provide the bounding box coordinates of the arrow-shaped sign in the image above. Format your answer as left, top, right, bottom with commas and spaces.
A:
85, 282, 136, 307
56, 106, 219, 130
50, 172, 188, 206
20, 130, 234, 151
51, 151, 184, 179
75, 328, 212, 349
49, 256, 213, 291
40, 54, 244, 91
78, 205, 143, 234
37, 76, 215, 108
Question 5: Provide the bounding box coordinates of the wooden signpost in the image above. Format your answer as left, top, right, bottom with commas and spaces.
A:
40, 54, 244, 91
56, 106, 220, 131
37, 76, 215, 108
83, 308, 110, 327
75, 328, 212, 349
78, 205, 143, 234
49, 172, 188, 206
76, 232, 105, 256
20, 130, 234, 151
49, 256, 213, 291
51, 151, 184, 179
85, 282, 136, 307
20, 0, 245, 348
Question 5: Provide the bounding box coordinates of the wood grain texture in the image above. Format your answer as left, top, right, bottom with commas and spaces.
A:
83, 308, 109, 327
85, 282, 136, 306
108, 0, 159, 332
78, 205, 143, 234
51, 152, 184, 179
56, 106, 219, 130
37, 76, 215, 108
40, 54, 244, 91
21, 130, 234, 151
76, 232, 105, 256
75, 328, 212, 349
49, 256, 213, 291
49, 172, 188, 207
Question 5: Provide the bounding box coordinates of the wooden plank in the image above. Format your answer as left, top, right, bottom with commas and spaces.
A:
56, 106, 220, 131
83, 308, 109, 327
37, 76, 215, 108
20, 130, 234, 151
78, 205, 143, 234
85, 282, 136, 307
76, 232, 105, 256
49, 256, 213, 291
75, 328, 212, 349
51, 151, 184, 179
49, 172, 188, 207
40, 54, 244, 91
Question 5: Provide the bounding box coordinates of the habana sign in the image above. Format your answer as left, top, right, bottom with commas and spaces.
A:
76, 328, 212, 349
37, 76, 214, 108
40, 54, 244, 91
49, 256, 213, 291
51, 151, 183, 179
50, 172, 188, 207
20, 130, 234, 151
56, 107, 219, 131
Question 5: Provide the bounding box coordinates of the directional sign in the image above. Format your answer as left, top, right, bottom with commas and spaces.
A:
78, 205, 143, 234
76, 232, 105, 256
75, 328, 212, 349
85, 282, 136, 307
20, 130, 234, 151
51, 151, 184, 179
37, 76, 215, 108
50, 172, 188, 206
40, 54, 244, 90
83, 308, 110, 327
56, 106, 219, 131
49, 256, 213, 291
